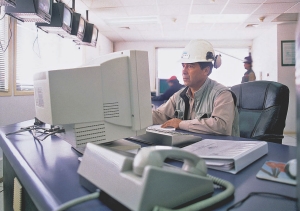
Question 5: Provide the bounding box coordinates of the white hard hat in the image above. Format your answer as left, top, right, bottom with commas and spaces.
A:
179, 39, 221, 68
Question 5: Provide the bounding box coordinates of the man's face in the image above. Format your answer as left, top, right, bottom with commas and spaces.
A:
244, 62, 251, 70
182, 63, 208, 90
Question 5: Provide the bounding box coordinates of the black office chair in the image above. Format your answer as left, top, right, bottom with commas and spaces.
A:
230, 81, 289, 144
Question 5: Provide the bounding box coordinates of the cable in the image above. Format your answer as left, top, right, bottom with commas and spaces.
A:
226, 192, 297, 211
5, 124, 65, 142
0, 16, 12, 53
153, 174, 235, 211
0, 11, 5, 20
55, 189, 100, 211
32, 28, 41, 58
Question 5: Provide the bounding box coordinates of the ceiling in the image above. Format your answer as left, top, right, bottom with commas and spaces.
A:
66, 0, 300, 42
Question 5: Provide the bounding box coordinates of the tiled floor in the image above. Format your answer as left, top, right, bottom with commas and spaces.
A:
0, 134, 296, 211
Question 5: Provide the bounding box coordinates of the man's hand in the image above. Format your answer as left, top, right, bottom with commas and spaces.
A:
161, 118, 182, 129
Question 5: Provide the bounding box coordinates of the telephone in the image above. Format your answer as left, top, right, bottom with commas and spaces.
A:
77, 143, 235, 211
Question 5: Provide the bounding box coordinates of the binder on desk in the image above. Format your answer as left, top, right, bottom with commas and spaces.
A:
182, 139, 268, 174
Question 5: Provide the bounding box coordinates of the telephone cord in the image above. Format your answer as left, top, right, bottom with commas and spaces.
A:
153, 174, 235, 211
54, 189, 100, 211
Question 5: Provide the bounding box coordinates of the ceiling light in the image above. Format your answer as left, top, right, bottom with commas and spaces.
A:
104, 16, 159, 26
246, 24, 258, 28
259, 16, 265, 22
189, 14, 249, 24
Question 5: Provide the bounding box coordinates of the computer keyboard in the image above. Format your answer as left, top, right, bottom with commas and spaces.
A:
129, 126, 202, 147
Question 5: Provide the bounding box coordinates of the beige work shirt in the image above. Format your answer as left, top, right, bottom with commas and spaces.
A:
152, 90, 236, 136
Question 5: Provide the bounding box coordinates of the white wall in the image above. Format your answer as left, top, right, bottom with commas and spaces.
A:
114, 40, 252, 91
277, 23, 297, 133
253, 23, 297, 133
252, 26, 278, 81
0, 33, 113, 127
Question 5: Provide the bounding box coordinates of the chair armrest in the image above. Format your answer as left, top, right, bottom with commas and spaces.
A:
252, 134, 284, 144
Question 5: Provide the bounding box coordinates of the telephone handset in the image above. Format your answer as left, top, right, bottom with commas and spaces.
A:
78, 143, 235, 211
133, 146, 207, 177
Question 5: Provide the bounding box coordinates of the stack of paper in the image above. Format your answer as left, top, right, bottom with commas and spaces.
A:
182, 139, 268, 174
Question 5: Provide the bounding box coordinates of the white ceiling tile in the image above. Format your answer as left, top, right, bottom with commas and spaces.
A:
191, 4, 225, 14
229, 0, 265, 3
158, 0, 192, 5
244, 14, 281, 23
222, 3, 261, 14
160, 16, 189, 25
117, 30, 144, 41
211, 23, 241, 30
81, 0, 122, 8
265, 0, 300, 3
131, 24, 162, 31
99, 31, 124, 42
140, 31, 164, 40
118, 0, 156, 6
124, 6, 158, 16
158, 5, 190, 16
186, 23, 212, 30
163, 30, 185, 38
285, 2, 300, 13
253, 3, 297, 14
193, 0, 228, 5
90, 7, 128, 18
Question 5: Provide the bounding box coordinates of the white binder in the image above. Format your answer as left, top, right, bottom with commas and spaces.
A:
182, 139, 268, 174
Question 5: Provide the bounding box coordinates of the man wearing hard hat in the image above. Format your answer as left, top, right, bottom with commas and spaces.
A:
241, 55, 256, 83
152, 40, 240, 137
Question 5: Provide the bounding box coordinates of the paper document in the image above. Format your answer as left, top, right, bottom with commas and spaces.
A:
147, 125, 175, 131
183, 139, 268, 174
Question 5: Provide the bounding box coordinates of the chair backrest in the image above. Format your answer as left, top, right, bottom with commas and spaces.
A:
230, 81, 289, 144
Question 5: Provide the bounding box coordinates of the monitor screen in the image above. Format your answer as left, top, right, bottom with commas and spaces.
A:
63, 6, 72, 27
158, 79, 169, 95
33, 50, 152, 149
78, 17, 85, 34
38, 0, 51, 14
92, 26, 98, 41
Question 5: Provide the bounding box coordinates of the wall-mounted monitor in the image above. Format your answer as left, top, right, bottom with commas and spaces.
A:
77, 16, 86, 40
5, 0, 52, 23
0, 0, 16, 7
36, 2, 73, 38
74, 22, 98, 47
61, 12, 86, 42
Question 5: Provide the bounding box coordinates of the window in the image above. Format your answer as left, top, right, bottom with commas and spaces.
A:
14, 21, 83, 95
156, 47, 248, 88
0, 14, 12, 96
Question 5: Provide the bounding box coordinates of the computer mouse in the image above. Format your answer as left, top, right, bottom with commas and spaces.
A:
285, 159, 297, 179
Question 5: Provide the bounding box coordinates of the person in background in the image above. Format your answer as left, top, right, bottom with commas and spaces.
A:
241, 55, 256, 83
152, 40, 240, 137
151, 76, 184, 101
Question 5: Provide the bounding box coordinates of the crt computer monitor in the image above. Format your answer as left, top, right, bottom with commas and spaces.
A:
62, 12, 85, 42
74, 22, 98, 47
156, 78, 169, 96
5, 0, 52, 23
36, 2, 73, 37
33, 50, 153, 150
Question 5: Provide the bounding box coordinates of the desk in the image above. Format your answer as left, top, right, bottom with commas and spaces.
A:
0, 120, 297, 211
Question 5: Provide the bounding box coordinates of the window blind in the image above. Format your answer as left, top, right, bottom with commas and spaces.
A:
15, 22, 42, 92
15, 21, 83, 94
0, 15, 9, 92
